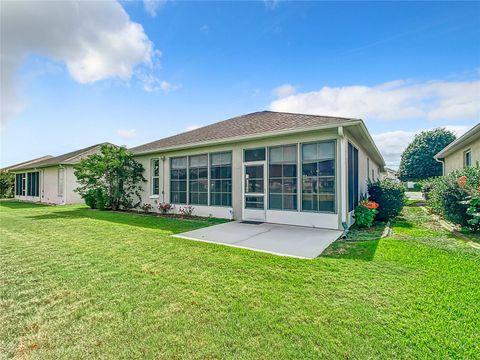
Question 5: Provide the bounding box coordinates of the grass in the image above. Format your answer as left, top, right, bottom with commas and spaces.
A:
1, 201, 479, 359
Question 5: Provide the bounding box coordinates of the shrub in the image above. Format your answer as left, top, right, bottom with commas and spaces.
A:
179, 205, 194, 217
368, 179, 406, 221
83, 188, 109, 210
158, 202, 173, 214
141, 203, 153, 213
427, 166, 480, 230
354, 200, 379, 228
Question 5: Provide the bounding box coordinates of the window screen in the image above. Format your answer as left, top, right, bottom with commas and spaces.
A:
302, 141, 336, 213
269, 145, 297, 210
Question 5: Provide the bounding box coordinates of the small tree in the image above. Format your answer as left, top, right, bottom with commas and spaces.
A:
74, 144, 146, 210
398, 128, 456, 181
0, 171, 15, 198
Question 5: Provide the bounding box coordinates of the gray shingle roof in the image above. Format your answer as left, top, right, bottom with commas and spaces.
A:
11, 143, 113, 171
1, 155, 54, 172
131, 111, 359, 154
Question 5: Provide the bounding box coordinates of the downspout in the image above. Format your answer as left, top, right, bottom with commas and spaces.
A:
434, 157, 445, 176
161, 156, 166, 202
338, 126, 349, 238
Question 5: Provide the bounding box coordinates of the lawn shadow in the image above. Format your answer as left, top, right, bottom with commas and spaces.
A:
322, 224, 384, 261
25, 208, 226, 234
0, 200, 49, 209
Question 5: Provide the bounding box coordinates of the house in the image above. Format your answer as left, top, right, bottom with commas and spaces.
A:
131, 111, 385, 230
11, 143, 111, 204
384, 167, 400, 182
434, 123, 480, 175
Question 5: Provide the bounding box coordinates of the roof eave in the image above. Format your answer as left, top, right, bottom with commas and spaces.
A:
434, 123, 480, 160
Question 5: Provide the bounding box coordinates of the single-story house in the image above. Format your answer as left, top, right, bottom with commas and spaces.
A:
434, 123, 480, 175
131, 111, 385, 230
11, 143, 111, 204
384, 167, 400, 182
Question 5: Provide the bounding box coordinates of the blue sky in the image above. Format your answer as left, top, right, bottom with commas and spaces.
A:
1, 1, 479, 168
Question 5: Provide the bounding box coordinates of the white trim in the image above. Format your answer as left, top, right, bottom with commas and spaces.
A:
435, 123, 480, 159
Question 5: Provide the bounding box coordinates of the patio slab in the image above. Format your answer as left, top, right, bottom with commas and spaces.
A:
173, 221, 343, 259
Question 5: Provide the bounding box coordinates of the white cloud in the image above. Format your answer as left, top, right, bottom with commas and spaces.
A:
1, 0, 157, 124
186, 125, 202, 131
373, 125, 471, 169
116, 129, 137, 139
140, 74, 179, 93
143, 0, 166, 17
272, 84, 296, 98
270, 79, 480, 121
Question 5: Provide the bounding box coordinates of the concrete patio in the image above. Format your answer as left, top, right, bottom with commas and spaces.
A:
173, 221, 343, 259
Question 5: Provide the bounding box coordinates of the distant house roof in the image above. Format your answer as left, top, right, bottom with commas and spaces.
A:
1, 155, 54, 172
10, 143, 113, 171
435, 123, 480, 159
132, 110, 360, 152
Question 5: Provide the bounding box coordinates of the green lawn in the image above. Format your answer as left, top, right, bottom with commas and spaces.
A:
1, 201, 479, 359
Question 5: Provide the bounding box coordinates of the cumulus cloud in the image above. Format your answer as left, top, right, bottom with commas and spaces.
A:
270, 79, 480, 121
116, 129, 137, 139
1, 0, 156, 124
373, 125, 471, 169
272, 84, 296, 98
140, 74, 179, 93
143, 0, 167, 17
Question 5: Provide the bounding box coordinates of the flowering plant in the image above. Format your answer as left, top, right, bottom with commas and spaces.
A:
158, 202, 173, 214
354, 200, 379, 228
457, 175, 480, 231
179, 205, 195, 217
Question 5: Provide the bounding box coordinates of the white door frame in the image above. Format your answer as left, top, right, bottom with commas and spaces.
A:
242, 160, 267, 222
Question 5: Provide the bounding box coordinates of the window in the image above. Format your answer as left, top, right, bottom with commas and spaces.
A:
367, 158, 370, 180
301, 141, 336, 213
189, 154, 208, 205
348, 143, 359, 212
27, 172, 39, 197
464, 150, 472, 167
15, 173, 26, 196
210, 152, 232, 206
58, 168, 65, 196
372, 169, 375, 181
269, 145, 297, 210
244, 148, 266, 162
170, 157, 187, 204
151, 159, 160, 196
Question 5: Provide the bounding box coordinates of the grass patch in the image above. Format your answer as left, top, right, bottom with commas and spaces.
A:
1, 201, 479, 359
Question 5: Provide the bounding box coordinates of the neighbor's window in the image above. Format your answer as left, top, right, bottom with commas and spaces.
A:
210, 152, 232, 206
367, 158, 370, 180
58, 168, 65, 196
27, 172, 40, 197
151, 159, 160, 196
302, 141, 336, 213
170, 157, 187, 204
189, 154, 208, 205
269, 145, 297, 210
15, 173, 26, 196
244, 148, 266, 162
464, 150, 472, 168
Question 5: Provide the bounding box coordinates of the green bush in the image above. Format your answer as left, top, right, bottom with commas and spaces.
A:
427, 166, 480, 230
83, 188, 109, 210
368, 179, 406, 221
354, 200, 379, 228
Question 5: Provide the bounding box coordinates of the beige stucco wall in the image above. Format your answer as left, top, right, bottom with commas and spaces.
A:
15, 165, 84, 205
443, 138, 480, 174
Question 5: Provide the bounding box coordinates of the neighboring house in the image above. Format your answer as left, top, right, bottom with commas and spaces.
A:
131, 111, 385, 230
384, 167, 400, 182
10, 143, 111, 205
434, 123, 480, 175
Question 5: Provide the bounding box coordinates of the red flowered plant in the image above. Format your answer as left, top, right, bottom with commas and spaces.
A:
458, 175, 468, 188
354, 199, 379, 228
